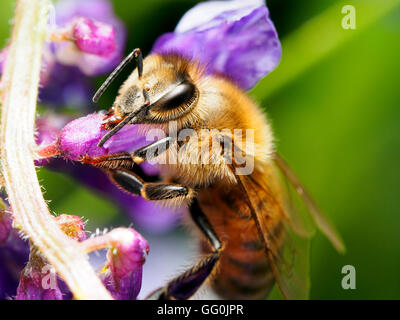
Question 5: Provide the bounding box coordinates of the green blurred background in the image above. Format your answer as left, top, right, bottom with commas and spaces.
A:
1, 0, 399, 299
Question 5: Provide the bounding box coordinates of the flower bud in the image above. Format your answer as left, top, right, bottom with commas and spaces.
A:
100, 228, 149, 300
53, 0, 126, 76
16, 214, 86, 300
72, 17, 116, 57
16, 263, 63, 300
57, 113, 147, 161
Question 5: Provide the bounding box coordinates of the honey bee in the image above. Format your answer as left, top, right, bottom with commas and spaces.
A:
83, 48, 345, 300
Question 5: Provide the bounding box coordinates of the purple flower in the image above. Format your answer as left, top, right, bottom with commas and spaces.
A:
107, 228, 148, 279
35, 113, 71, 166
57, 112, 149, 161
36, 113, 70, 148
73, 17, 116, 58
152, 0, 281, 90
38, 0, 125, 107
0, 204, 12, 245
99, 228, 149, 300
38, 64, 93, 109
36, 113, 182, 234
16, 266, 63, 300
0, 201, 30, 299
54, 0, 126, 76
16, 214, 87, 300
1, 0, 125, 109
0, 239, 29, 300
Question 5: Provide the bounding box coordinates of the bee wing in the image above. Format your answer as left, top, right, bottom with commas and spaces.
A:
273, 153, 345, 253
234, 170, 311, 299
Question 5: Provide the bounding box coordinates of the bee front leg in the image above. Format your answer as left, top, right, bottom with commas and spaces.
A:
105, 168, 220, 300
106, 168, 194, 202
81, 136, 173, 170
146, 198, 222, 300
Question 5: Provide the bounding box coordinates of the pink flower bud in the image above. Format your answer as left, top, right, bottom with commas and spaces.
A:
100, 228, 149, 300
16, 214, 87, 300
106, 228, 149, 278
73, 17, 116, 58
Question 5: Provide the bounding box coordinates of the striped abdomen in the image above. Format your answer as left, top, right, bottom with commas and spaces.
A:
197, 182, 284, 300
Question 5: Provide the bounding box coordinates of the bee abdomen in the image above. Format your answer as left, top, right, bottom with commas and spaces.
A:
212, 233, 276, 300
198, 184, 284, 300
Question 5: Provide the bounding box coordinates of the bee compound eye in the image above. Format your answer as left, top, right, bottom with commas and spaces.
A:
157, 80, 196, 110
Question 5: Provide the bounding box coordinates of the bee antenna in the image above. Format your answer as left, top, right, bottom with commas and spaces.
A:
97, 108, 140, 147
92, 48, 144, 103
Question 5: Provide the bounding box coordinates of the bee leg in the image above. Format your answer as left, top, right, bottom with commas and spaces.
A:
107, 168, 193, 201
146, 198, 222, 300
80, 136, 173, 170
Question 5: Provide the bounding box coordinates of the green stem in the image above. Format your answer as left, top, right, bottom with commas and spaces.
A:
0, 0, 111, 300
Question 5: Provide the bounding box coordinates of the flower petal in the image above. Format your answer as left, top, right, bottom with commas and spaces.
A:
174, 0, 265, 33
100, 228, 149, 300
54, 0, 126, 76
57, 113, 148, 161
35, 113, 71, 165
36, 114, 181, 234
16, 268, 63, 300
152, 1, 281, 90
106, 228, 149, 278
16, 214, 87, 300
73, 17, 116, 58
0, 201, 12, 245
38, 64, 93, 109
55, 0, 118, 25
0, 199, 30, 300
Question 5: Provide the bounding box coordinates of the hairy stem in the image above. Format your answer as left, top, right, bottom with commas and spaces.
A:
0, 0, 111, 299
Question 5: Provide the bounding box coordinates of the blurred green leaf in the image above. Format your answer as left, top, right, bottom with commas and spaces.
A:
252, 0, 400, 101
0, 1, 13, 46
253, 1, 400, 299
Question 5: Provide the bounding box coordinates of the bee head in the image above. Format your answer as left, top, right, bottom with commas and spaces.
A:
94, 51, 199, 147
114, 55, 199, 124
